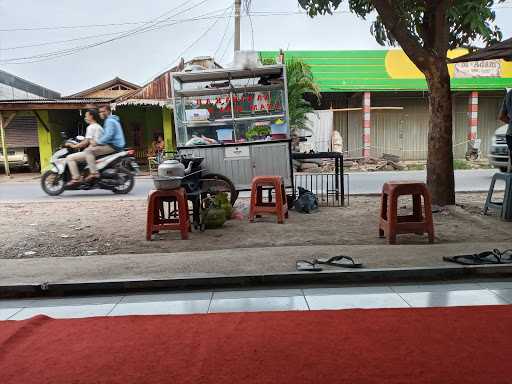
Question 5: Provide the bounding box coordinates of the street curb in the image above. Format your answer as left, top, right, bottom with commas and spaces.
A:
1, 264, 511, 299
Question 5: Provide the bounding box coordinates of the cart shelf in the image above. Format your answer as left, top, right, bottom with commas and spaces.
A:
174, 84, 283, 98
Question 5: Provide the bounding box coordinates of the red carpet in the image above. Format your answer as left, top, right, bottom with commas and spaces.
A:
1, 306, 512, 384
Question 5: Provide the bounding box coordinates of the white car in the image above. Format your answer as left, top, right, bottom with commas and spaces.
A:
0, 147, 30, 169
488, 125, 510, 172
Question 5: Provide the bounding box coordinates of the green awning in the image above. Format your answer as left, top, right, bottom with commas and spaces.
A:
260, 50, 512, 92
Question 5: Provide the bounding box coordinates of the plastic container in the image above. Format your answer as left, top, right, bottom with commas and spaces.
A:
186, 109, 210, 121
271, 120, 288, 136
216, 128, 234, 142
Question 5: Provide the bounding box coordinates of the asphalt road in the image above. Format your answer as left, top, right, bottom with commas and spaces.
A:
0, 169, 502, 203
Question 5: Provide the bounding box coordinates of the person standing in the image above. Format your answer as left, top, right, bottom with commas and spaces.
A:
499, 88, 512, 172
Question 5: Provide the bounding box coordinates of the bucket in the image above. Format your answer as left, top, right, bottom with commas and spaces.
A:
216, 128, 234, 142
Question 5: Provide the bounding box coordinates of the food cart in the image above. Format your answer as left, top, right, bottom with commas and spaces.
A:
171, 65, 293, 203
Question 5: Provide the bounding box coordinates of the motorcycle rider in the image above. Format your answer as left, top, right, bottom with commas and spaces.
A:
66, 109, 104, 186
81, 105, 126, 182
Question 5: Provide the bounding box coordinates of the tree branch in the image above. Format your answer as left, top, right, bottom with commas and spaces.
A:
431, 0, 452, 56
372, 0, 430, 70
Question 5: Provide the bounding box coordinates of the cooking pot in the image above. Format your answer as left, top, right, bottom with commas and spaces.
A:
153, 176, 183, 190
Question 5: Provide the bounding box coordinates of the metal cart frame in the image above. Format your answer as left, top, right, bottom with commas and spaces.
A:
170, 65, 294, 196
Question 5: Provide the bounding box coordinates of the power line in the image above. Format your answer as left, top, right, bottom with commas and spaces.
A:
214, 6, 234, 57
1, 7, 229, 52
1, 10, 314, 55
1, 0, 217, 64
0, 21, 148, 32
143, 5, 231, 84
0, 30, 127, 51
220, 32, 235, 63
2, 3, 512, 33
0, 8, 349, 33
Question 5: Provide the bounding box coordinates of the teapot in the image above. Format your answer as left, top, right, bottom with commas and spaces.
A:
157, 159, 194, 178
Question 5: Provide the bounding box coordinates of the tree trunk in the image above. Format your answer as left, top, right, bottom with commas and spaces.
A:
425, 59, 455, 206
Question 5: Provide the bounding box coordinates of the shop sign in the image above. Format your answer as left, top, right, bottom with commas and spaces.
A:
195, 95, 281, 114
454, 60, 501, 78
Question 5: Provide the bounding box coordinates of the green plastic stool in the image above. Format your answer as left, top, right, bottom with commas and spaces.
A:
483, 172, 512, 221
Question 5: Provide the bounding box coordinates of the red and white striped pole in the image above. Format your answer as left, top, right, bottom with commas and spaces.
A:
362, 92, 371, 158
468, 91, 478, 142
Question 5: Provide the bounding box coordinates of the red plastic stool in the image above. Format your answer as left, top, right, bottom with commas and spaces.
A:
146, 188, 190, 240
379, 181, 434, 244
249, 176, 288, 224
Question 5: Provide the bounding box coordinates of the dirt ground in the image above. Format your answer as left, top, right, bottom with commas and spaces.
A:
1, 192, 511, 259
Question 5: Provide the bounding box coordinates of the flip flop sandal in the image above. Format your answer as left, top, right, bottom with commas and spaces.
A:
494, 249, 512, 264
296, 260, 322, 272
314, 255, 363, 269
443, 251, 501, 265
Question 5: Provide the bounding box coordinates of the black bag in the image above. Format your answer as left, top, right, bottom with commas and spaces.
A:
294, 187, 319, 213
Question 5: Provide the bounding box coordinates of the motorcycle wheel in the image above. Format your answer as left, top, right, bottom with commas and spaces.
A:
112, 173, 135, 194
41, 170, 65, 196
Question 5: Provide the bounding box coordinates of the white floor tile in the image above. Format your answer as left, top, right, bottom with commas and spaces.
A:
0, 299, 35, 309
109, 300, 210, 316
209, 296, 308, 313
390, 283, 482, 293
303, 286, 394, 296
0, 308, 22, 320
476, 280, 512, 290
213, 289, 303, 299
120, 292, 211, 303
9, 304, 117, 320
27, 295, 122, 308
399, 290, 508, 308
305, 293, 408, 310
490, 289, 512, 304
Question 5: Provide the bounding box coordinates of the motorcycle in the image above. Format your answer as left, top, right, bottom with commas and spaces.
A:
41, 136, 140, 196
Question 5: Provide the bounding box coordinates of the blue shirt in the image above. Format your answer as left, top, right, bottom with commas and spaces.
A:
97, 114, 126, 150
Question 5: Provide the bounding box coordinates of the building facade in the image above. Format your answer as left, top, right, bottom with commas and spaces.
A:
260, 49, 512, 160
0, 70, 61, 171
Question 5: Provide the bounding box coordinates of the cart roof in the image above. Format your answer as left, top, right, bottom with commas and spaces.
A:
171, 65, 283, 83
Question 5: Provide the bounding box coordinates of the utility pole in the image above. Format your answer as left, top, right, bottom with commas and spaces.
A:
234, 0, 241, 53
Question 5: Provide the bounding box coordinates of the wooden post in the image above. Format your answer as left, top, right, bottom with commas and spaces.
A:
0, 112, 16, 177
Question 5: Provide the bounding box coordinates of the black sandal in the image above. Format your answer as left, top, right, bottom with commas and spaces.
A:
314, 255, 363, 268
443, 251, 502, 265
296, 260, 322, 272
494, 249, 512, 264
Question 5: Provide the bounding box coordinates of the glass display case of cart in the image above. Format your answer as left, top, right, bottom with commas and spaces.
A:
172, 65, 290, 147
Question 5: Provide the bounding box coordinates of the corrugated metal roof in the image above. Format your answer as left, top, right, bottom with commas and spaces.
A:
0, 97, 111, 104
260, 50, 512, 92
117, 56, 224, 102
0, 69, 60, 99
67, 77, 140, 98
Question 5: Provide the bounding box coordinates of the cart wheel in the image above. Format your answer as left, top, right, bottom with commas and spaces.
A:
200, 173, 239, 206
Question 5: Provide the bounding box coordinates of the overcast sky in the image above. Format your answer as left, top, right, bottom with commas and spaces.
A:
1, 0, 512, 95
